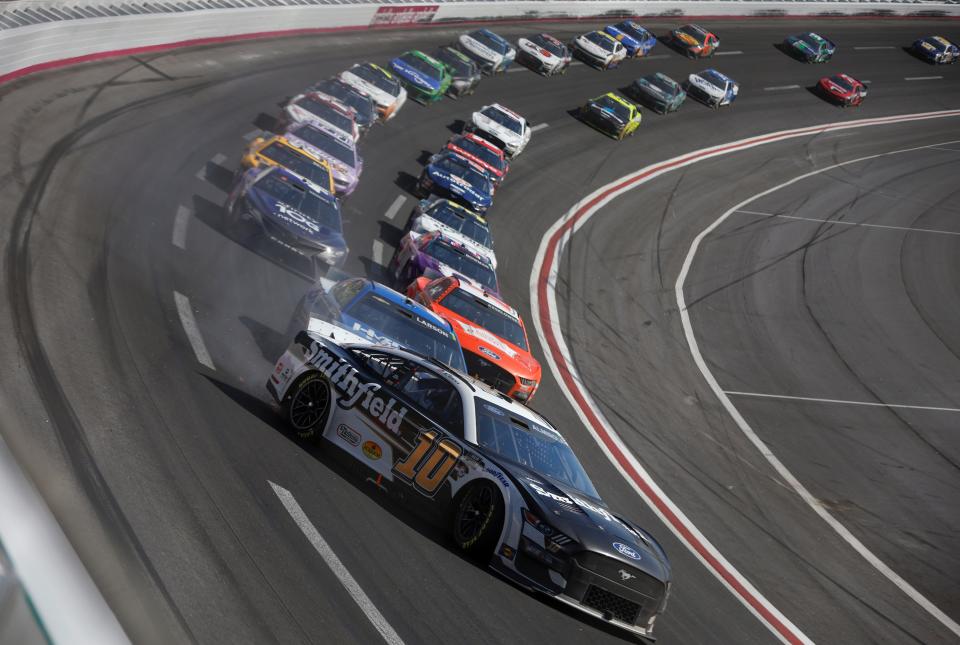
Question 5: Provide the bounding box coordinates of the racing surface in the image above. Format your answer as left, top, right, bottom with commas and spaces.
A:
1, 17, 958, 645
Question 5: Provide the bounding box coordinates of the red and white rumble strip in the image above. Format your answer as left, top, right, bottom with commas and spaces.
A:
530, 109, 960, 645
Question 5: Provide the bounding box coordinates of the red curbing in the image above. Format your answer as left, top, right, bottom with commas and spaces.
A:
533, 109, 960, 645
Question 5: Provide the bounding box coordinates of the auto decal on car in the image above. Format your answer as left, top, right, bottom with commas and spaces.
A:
456, 321, 518, 358
362, 440, 383, 460
337, 424, 361, 446
478, 346, 501, 361
614, 542, 643, 561
275, 202, 322, 234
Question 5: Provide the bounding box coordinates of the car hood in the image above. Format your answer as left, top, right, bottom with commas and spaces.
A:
508, 468, 670, 581
426, 165, 492, 206
248, 188, 344, 248
339, 72, 397, 105
473, 114, 523, 144
688, 74, 724, 96
461, 35, 508, 63
391, 59, 442, 91
519, 39, 559, 60
587, 102, 627, 124
576, 36, 611, 58
446, 316, 537, 375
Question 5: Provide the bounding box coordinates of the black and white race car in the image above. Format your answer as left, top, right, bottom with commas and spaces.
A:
516, 33, 572, 75
268, 334, 672, 640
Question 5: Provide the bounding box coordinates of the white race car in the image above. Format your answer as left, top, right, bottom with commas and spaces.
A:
282, 93, 359, 143
516, 33, 572, 76
571, 30, 627, 70
466, 103, 531, 158
458, 28, 516, 74
338, 62, 408, 121
686, 68, 739, 108
407, 197, 496, 269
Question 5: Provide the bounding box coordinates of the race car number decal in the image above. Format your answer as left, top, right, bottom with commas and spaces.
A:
393, 430, 463, 496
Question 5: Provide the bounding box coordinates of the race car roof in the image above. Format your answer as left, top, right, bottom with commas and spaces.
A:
451, 277, 519, 321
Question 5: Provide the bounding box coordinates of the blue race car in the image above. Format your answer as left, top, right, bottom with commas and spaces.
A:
912, 35, 959, 64
226, 166, 347, 275
286, 277, 468, 372
603, 21, 657, 58
416, 150, 494, 215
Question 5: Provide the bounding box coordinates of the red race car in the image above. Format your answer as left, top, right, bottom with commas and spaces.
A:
442, 133, 509, 186
817, 73, 867, 107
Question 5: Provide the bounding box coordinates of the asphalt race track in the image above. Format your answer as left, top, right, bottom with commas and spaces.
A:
1, 17, 958, 645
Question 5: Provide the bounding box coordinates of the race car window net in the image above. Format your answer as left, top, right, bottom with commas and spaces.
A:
292, 125, 356, 167
260, 142, 332, 190
424, 240, 498, 293
469, 30, 510, 55
352, 65, 399, 95
475, 401, 599, 498
255, 173, 342, 232
397, 53, 441, 78
452, 137, 506, 172
530, 34, 565, 57
296, 98, 354, 134
344, 293, 467, 373
438, 289, 527, 351
426, 202, 494, 248
480, 107, 523, 134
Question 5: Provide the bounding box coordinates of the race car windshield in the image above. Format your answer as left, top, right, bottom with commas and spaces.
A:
343, 293, 467, 372
259, 142, 332, 189
798, 33, 821, 48
434, 157, 493, 193
398, 53, 441, 79
618, 22, 649, 40
296, 98, 353, 133
648, 74, 675, 93
424, 202, 493, 248
585, 31, 616, 52
352, 64, 400, 95
314, 80, 375, 123
292, 125, 357, 167
437, 288, 527, 350
255, 173, 341, 231
470, 30, 510, 54
531, 34, 565, 57
700, 71, 728, 88
474, 401, 599, 498
452, 137, 507, 172
435, 48, 474, 76
594, 96, 630, 121
830, 75, 854, 91
480, 107, 523, 134
425, 241, 498, 292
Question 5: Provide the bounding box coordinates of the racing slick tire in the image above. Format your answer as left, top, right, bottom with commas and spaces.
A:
451, 481, 504, 558
283, 372, 332, 440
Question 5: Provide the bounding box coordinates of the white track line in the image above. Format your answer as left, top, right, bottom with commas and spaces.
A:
716, 50, 743, 56
372, 240, 385, 266
736, 210, 960, 236
506, 66, 527, 73
644, 54, 670, 60
270, 482, 405, 645
725, 391, 960, 413
677, 139, 960, 640
905, 76, 943, 81
854, 46, 895, 50
171, 205, 190, 250
531, 108, 960, 645
196, 153, 226, 179
764, 85, 800, 91
383, 195, 407, 221
531, 122, 550, 132
173, 292, 215, 370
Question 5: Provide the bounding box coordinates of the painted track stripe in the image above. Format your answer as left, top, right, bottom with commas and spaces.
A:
173, 291, 215, 370
270, 482, 405, 645
715, 50, 743, 56
530, 108, 960, 645
736, 210, 960, 236
677, 140, 960, 640
196, 153, 226, 179
172, 205, 190, 250
383, 195, 407, 221
372, 239, 385, 266
726, 391, 960, 413
764, 85, 800, 91
854, 46, 895, 50
531, 122, 550, 132
905, 76, 943, 81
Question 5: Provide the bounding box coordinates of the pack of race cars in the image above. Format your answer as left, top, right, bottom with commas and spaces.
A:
214, 22, 957, 641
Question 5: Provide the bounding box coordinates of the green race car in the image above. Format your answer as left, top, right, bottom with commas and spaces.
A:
578, 92, 642, 140
388, 50, 452, 104
783, 32, 836, 63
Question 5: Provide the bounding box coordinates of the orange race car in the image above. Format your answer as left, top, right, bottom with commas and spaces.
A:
669, 24, 719, 58
407, 275, 541, 402
240, 134, 336, 195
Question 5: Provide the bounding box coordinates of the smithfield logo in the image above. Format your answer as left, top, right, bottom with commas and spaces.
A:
336, 424, 360, 447
613, 542, 642, 561
362, 440, 382, 460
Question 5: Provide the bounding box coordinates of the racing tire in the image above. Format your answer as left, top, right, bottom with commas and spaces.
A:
451, 481, 504, 558
283, 372, 332, 440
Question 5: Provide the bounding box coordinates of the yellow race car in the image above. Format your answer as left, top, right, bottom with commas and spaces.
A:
240, 135, 335, 195
578, 92, 642, 140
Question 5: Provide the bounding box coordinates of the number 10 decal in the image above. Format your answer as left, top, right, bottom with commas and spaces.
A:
393, 430, 463, 496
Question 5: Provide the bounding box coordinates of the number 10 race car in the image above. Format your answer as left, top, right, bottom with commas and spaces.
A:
268, 334, 672, 640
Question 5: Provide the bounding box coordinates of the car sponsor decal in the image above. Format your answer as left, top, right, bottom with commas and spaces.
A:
370, 5, 438, 26
613, 542, 643, 561
477, 346, 500, 361
362, 440, 383, 460
393, 430, 463, 496
528, 481, 619, 523
274, 201, 322, 235
455, 321, 518, 358
485, 467, 510, 488
305, 343, 409, 434
337, 424, 361, 447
